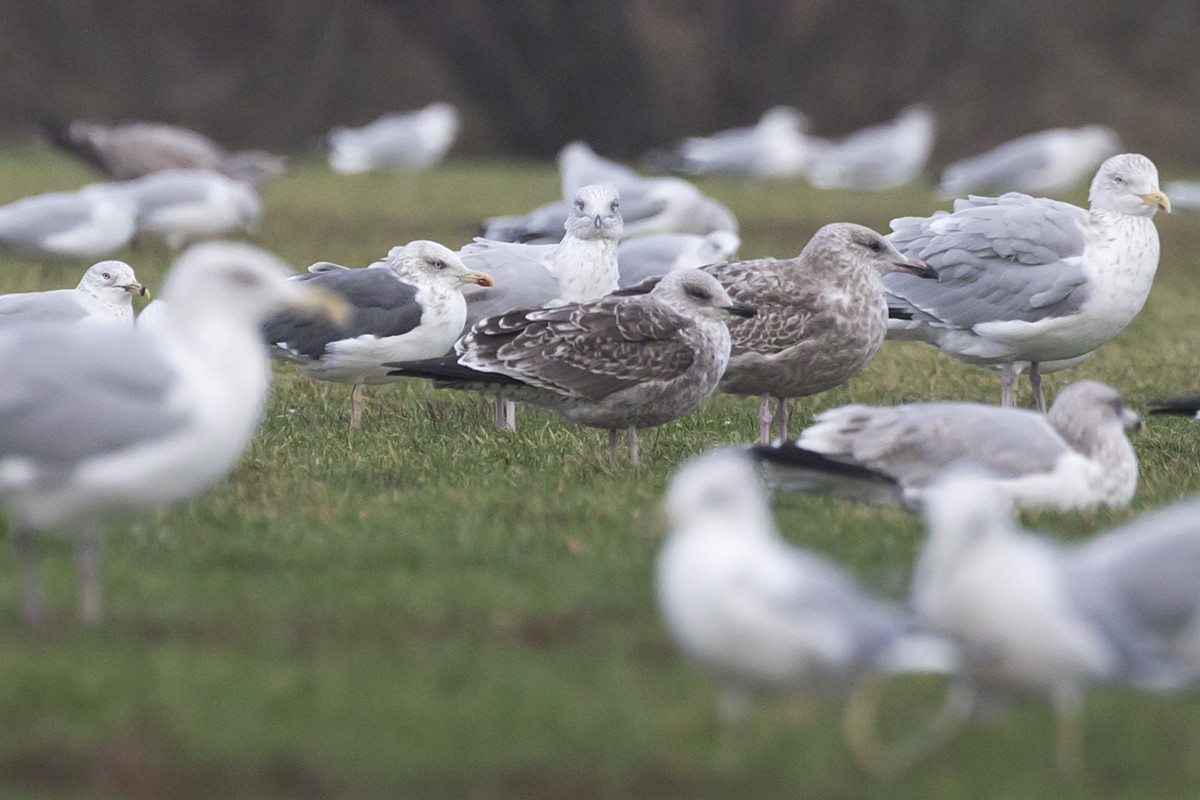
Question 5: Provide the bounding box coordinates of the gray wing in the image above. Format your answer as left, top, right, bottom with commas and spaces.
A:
617, 234, 701, 287
0, 193, 93, 247
938, 134, 1054, 196
479, 201, 567, 243
460, 240, 560, 327
458, 297, 696, 402
263, 269, 422, 360
885, 193, 1091, 328
0, 326, 187, 477
0, 290, 96, 326
119, 171, 217, 215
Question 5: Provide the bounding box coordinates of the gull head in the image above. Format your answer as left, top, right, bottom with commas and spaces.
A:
161, 241, 350, 328
653, 270, 756, 322
664, 449, 774, 537
1049, 380, 1143, 452
758, 105, 809, 134
1077, 125, 1123, 164
385, 240, 493, 290
77, 260, 148, 302
812, 223, 936, 279
564, 184, 623, 241
1089, 153, 1169, 216
700, 230, 741, 264
418, 102, 461, 142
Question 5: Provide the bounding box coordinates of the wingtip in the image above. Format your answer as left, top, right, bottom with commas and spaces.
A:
1147, 397, 1200, 418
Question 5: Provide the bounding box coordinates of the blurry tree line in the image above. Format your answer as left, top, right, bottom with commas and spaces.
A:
1, 0, 1198, 165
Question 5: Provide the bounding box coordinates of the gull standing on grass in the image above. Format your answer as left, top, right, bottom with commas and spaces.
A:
0, 184, 137, 260
0, 260, 146, 328
648, 106, 813, 179
387, 271, 754, 466
0, 242, 348, 625
262, 241, 493, 429
110, 169, 262, 249
806, 104, 936, 190
328, 103, 460, 174
460, 184, 624, 430
886, 153, 1170, 410
752, 380, 1141, 511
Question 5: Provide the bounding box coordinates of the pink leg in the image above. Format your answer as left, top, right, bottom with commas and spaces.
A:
758, 396, 773, 444
628, 426, 640, 468
349, 384, 365, 429
608, 429, 619, 464
1030, 362, 1046, 413
776, 397, 790, 441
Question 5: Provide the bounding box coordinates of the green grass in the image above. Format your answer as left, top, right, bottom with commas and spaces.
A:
2, 147, 1200, 798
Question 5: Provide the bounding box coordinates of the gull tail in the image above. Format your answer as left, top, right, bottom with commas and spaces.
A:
1148, 396, 1200, 419
748, 442, 903, 504
385, 357, 526, 388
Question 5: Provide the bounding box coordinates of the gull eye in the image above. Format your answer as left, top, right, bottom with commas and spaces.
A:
101, 272, 112, 280
1113, 175, 1124, 184
611, 201, 619, 211
430, 259, 445, 270
686, 287, 711, 301
868, 240, 882, 252
574, 200, 585, 211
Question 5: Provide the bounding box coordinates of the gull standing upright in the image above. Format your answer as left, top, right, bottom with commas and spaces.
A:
886, 153, 1170, 410
460, 184, 624, 430
0, 260, 147, 329
0, 242, 347, 625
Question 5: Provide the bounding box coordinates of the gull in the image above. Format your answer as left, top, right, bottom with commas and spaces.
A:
1164, 181, 1200, 211
938, 126, 1122, 198
263, 241, 493, 429
651, 106, 813, 179
704, 223, 935, 443
656, 449, 958, 770
806, 104, 936, 190
109, 169, 262, 249
0, 185, 136, 260
0, 260, 147, 329
328, 103, 460, 174
885, 153, 1170, 410
386, 270, 755, 466
1147, 395, 1200, 418
38, 118, 288, 186
460, 184, 624, 430
752, 380, 1141, 511
617, 231, 741, 288
0, 241, 347, 625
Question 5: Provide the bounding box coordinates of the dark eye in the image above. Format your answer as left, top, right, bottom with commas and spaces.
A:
1113, 175, 1124, 184
227, 268, 261, 288
611, 201, 619, 211
867, 240, 882, 252
686, 287, 711, 301
574, 200, 585, 211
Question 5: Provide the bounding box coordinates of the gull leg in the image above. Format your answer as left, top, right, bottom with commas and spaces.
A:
627, 425, 640, 468
716, 687, 754, 770
15, 527, 46, 628
77, 534, 102, 626
608, 429, 619, 465
1000, 364, 1015, 407
505, 400, 517, 431
1030, 362, 1046, 413
493, 397, 505, 429
776, 397, 790, 442
349, 383, 365, 430
1053, 687, 1085, 777
758, 396, 773, 444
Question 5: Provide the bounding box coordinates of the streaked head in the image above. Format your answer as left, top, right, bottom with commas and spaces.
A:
664, 449, 774, 535
385, 240, 493, 289
77, 260, 148, 301
565, 184, 623, 241
653, 269, 756, 322
1048, 380, 1142, 455
1089, 153, 1169, 216
808, 223, 936, 279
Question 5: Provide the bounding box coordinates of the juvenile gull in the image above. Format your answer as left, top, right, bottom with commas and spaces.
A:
752, 380, 1141, 511
650, 106, 813, 179
938, 126, 1122, 198
0, 185, 136, 260
886, 153, 1170, 410
328, 103, 460, 174
263, 241, 493, 429
806, 105, 936, 190
110, 169, 261, 249
617, 231, 741, 288
704, 223, 934, 443
39, 119, 288, 186
656, 449, 958, 766
0, 261, 146, 329
387, 270, 755, 466
0, 241, 347, 625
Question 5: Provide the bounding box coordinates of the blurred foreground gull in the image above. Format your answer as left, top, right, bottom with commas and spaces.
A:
0, 242, 348, 625
806, 105, 936, 190
0, 261, 146, 329
911, 477, 1193, 771
0, 185, 136, 259
387, 271, 754, 466
938, 126, 1122, 198
110, 169, 261, 249
480, 142, 738, 243
39, 119, 288, 186
704, 223, 935, 443
617, 231, 741, 288
651, 106, 813, 178
656, 450, 957, 742
263, 241, 493, 429
886, 154, 1170, 410
328, 103, 460, 174
753, 380, 1140, 511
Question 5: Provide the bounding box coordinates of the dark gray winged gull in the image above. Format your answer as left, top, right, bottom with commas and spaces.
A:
0, 241, 348, 625
806, 105, 936, 190
937, 126, 1122, 198
617, 231, 741, 288
703, 223, 935, 443
752, 380, 1141, 511
263, 241, 493, 429
1147, 395, 1200, 418
886, 153, 1171, 411
657, 449, 958, 772
0, 260, 147, 328
109, 169, 261, 249
650, 106, 813, 179
387, 270, 755, 466
328, 103, 460, 174
39, 119, 288, 186
910, 476, 1193, 772
0, 185, 136, 260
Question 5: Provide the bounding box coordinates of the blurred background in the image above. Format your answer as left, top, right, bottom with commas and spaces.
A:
1, 0, 1197, 164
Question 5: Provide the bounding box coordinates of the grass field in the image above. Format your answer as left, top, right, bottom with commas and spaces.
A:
2, 148, 1200, 799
